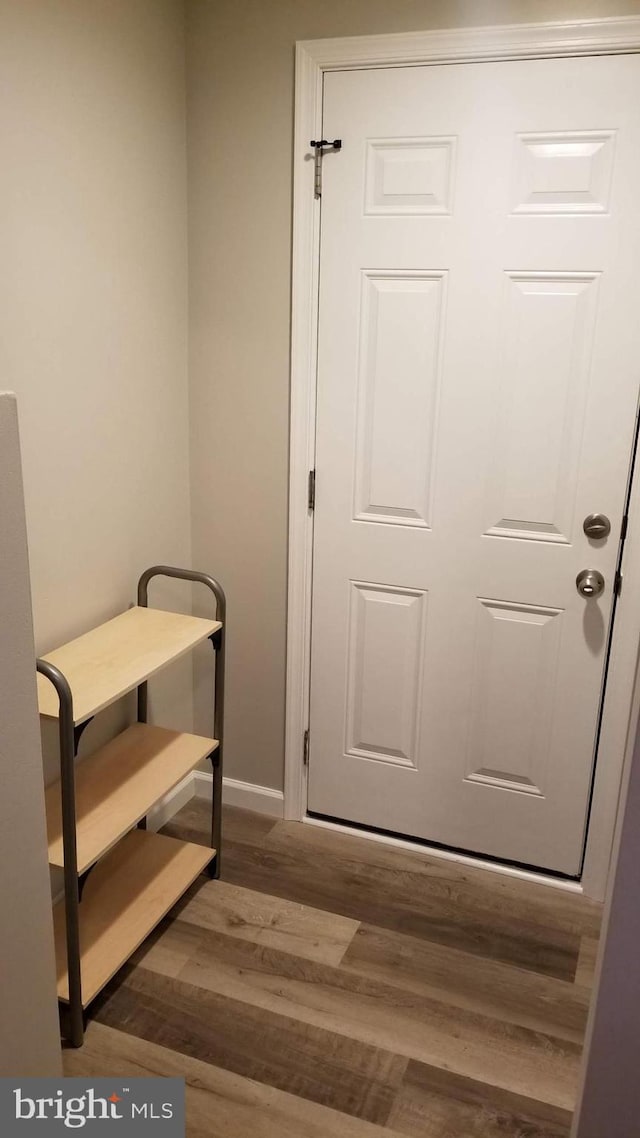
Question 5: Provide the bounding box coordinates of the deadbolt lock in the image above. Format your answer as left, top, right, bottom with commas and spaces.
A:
583, 513, 611, 540
576, 569, 605, 599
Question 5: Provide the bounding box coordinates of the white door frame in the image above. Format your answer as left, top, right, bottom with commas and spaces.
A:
285, 16, 640, 900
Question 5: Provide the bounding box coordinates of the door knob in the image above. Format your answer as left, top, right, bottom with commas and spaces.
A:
583, 513, 611, 539
576, 569, 605, 599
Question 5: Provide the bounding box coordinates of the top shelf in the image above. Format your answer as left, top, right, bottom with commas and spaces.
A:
37, 606, 221, 725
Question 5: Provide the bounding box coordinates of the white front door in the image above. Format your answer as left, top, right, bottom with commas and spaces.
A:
308, 54, 640, 876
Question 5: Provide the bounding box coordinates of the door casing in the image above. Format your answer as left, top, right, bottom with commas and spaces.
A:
285, 16, 640, 901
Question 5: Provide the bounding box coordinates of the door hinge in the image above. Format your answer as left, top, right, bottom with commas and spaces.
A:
621, 513, 629, 541
303, 728, 310, 766
310, 139, 342, 199
308, 469, 316, 511
615, 570, 623, 597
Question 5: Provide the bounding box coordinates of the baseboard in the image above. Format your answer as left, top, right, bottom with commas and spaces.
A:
104, 769, 285, 841
194, 770, 284, 819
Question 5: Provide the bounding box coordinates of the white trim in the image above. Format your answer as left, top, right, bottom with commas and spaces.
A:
195, 770, 285, 819
304, 814, 584, 894
284, 38, 323, 820
285, 17, 640, 899
297, 18, 640, 72
147, 772, 196, 833
581, 450, 640, 897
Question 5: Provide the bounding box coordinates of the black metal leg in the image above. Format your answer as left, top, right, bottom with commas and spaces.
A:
208, 750, 222, 879
137, 567, 226, 882
136, 680, 149, 828
59, 1004, 86, 1048
37, 660, 84, 1048
63, 722, 84, 1046
210, 625, 225, 879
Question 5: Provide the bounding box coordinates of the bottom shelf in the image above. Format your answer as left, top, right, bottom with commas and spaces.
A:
54, 829, 214, 1007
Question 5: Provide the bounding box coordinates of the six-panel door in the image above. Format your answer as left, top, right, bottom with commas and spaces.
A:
308, 55, 640, 874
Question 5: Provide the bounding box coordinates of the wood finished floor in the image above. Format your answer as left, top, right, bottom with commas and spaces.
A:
63, 801, 602, 1137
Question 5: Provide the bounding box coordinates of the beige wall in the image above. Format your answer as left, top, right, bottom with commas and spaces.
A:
0, 0, 193, 741
0, 394, 61, 1077
187, 0, 640, 791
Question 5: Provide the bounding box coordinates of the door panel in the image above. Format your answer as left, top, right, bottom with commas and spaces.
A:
484, 272, 600, 543
346, 582, 427, 767
355, 271, 446, 527
465, 598, 563, 796
309, 55, 640, 874
512, 131, 616, 215
364, 136, 457, 215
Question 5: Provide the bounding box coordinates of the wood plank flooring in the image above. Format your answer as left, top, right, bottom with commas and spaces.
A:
64, 800, 601, 1137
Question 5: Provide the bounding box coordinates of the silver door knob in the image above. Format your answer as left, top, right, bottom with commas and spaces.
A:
576, 569, 605, 598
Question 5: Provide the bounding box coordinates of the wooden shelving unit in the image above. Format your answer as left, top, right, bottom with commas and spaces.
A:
38, 565, 226, 1047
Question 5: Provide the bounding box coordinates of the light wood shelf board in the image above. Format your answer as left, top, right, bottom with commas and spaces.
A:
37, 606, 221, 724
54, 830, 214, 1006
46, 724, 218, 874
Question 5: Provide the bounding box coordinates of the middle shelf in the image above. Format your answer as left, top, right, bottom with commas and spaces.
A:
45, 723, 218, 874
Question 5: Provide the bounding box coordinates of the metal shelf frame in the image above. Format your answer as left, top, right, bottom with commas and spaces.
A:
37, 565, 226, 1048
